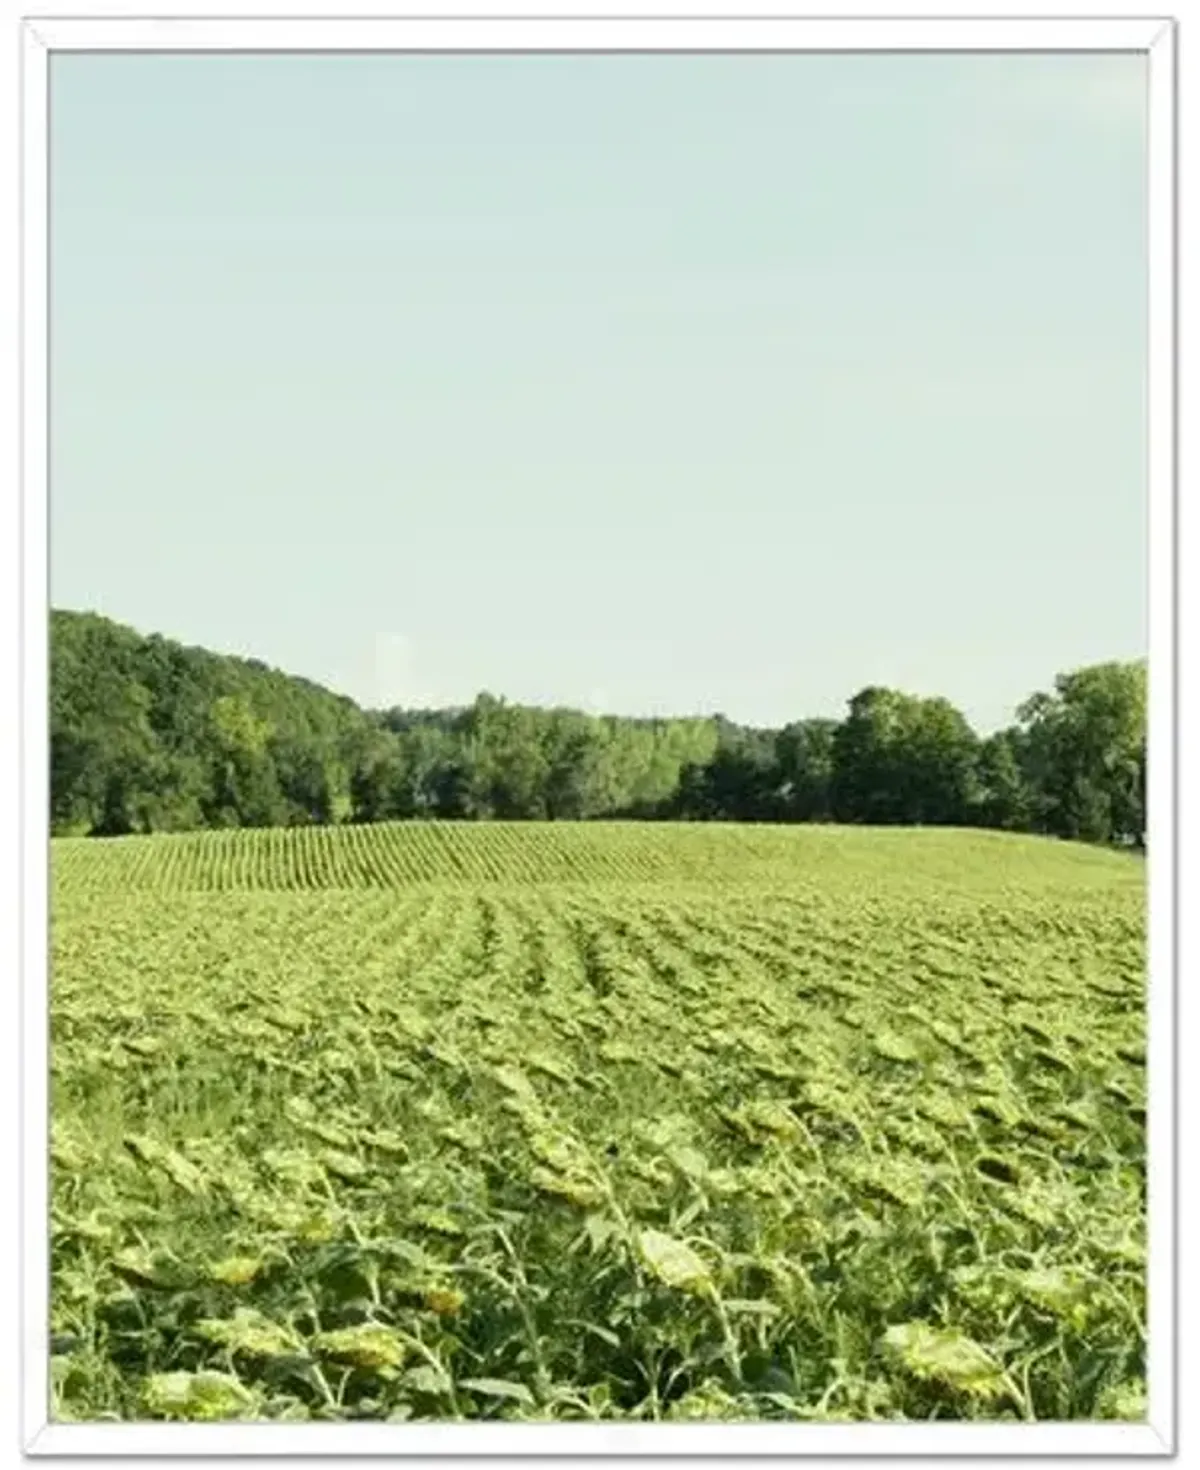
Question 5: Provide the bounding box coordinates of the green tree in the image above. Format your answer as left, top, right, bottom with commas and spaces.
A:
974, 728, 1033, 831
831, 688, 913, 824
775, 718, 837, 822
50, 614, 159, 834
48, 608, 1147, 850
206, 695, 285, 827
903, 697, 981, 825
831, 688, 979, 826
541, 710, 606, 819
1017, 661, 1146, 844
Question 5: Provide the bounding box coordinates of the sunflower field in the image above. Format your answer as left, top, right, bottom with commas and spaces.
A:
49, 822, 1147, 1423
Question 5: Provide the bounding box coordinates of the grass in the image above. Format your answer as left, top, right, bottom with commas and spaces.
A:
50, 822, 1146, 1423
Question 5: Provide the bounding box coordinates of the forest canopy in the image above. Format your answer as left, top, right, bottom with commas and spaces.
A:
49, 609, 1146, 848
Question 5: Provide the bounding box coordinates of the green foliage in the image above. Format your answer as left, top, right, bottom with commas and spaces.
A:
881, 1323, 1013, 1404
51, 611, 369, 837
975, 730, 1033, 831
51, 823, 1145, 1423
636, 1231, 715, 1296
51, 609, 1146, 849
774, 719, 837, 822
1017, 662, 1146, 846
140, 1371, 264, 1421
832, 689, 982, 827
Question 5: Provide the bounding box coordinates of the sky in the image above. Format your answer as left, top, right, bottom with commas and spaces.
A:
49, 51, 1147, 733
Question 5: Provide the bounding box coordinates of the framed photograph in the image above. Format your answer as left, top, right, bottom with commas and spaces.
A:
19, 10, 1178, 1458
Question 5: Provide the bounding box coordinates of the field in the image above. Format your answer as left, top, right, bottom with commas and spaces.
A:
50, 822, 1147, 1424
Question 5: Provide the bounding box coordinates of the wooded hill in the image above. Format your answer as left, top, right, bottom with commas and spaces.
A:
50, 609, 1146, 847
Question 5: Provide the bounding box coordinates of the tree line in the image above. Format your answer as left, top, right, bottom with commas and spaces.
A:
50, 610, 1146, 848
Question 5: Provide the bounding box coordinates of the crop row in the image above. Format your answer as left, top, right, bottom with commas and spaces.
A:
51, 820, 1147, 898
50, 856, 1146, 1424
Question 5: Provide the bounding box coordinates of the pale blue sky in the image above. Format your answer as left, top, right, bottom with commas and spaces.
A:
50, 52, 1147, 732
